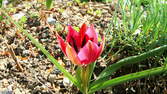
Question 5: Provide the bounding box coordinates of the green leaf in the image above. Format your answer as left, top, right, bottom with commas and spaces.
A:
89, 65, 167, 93
75, 67, 82, 89
101, 0, 113, 2
0, 15, 3, 21
18, 16, 27, 25
88, 62, 96, 82
1, 9, 82, 90
19, 16, 27, 23
46, 0, 53, 9
90, 45, 167, 87
0, 0, 2, 7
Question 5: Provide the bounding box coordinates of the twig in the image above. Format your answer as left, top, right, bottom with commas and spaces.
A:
5, 43, 24, 72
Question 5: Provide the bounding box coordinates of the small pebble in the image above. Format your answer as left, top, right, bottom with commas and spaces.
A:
48, 74, 57, 82
63, 77, 72, 87
12, 12, 25, 21
47, 17, 56, 25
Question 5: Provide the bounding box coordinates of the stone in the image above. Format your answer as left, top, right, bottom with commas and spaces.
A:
47, 17, 56, 25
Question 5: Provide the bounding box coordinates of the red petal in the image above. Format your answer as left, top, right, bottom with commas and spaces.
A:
85, 24, 98, 44
78, 40, 100, 65
94, 35, 105, 60
66, 43, 81, 65
66, 25, 79, 42
56, 33, 67, 55
79, 24, 87, 46
66, 25, 80, 51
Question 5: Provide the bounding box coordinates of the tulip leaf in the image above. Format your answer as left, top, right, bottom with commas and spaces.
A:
75, 67, 82, 85
2, 10, 82, 90
90, 45, 167, 87
88, 62, 96, 82
46, 0, 53, 9
89, 65, 167, 93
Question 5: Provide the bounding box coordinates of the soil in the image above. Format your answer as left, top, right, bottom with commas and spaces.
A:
0, 0, 167, 94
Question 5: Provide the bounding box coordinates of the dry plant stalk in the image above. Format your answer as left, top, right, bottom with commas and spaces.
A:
5, 43, 24, 72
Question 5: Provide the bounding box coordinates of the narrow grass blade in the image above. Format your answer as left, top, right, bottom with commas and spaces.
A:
1, 10, 81, 89
90, 45, 167, 87
89, 65, 167, 93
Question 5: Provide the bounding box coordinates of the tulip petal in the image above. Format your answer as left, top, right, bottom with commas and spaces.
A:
79, 23, 87, 45
94, 35, 105, 60
78, 40, 100, 65
66, 43, 81, 65
85, 24, 98, 44
56, 33, 67, 55
67, 25, 80, 52
66, 25, 79, 43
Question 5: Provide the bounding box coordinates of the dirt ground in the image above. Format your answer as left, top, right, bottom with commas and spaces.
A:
0, 0, 167, 94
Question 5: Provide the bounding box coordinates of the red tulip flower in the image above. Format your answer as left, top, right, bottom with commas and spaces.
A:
56, 24, 105, 66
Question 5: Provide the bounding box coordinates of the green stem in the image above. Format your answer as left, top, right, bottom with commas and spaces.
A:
82, 66, 89, 94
